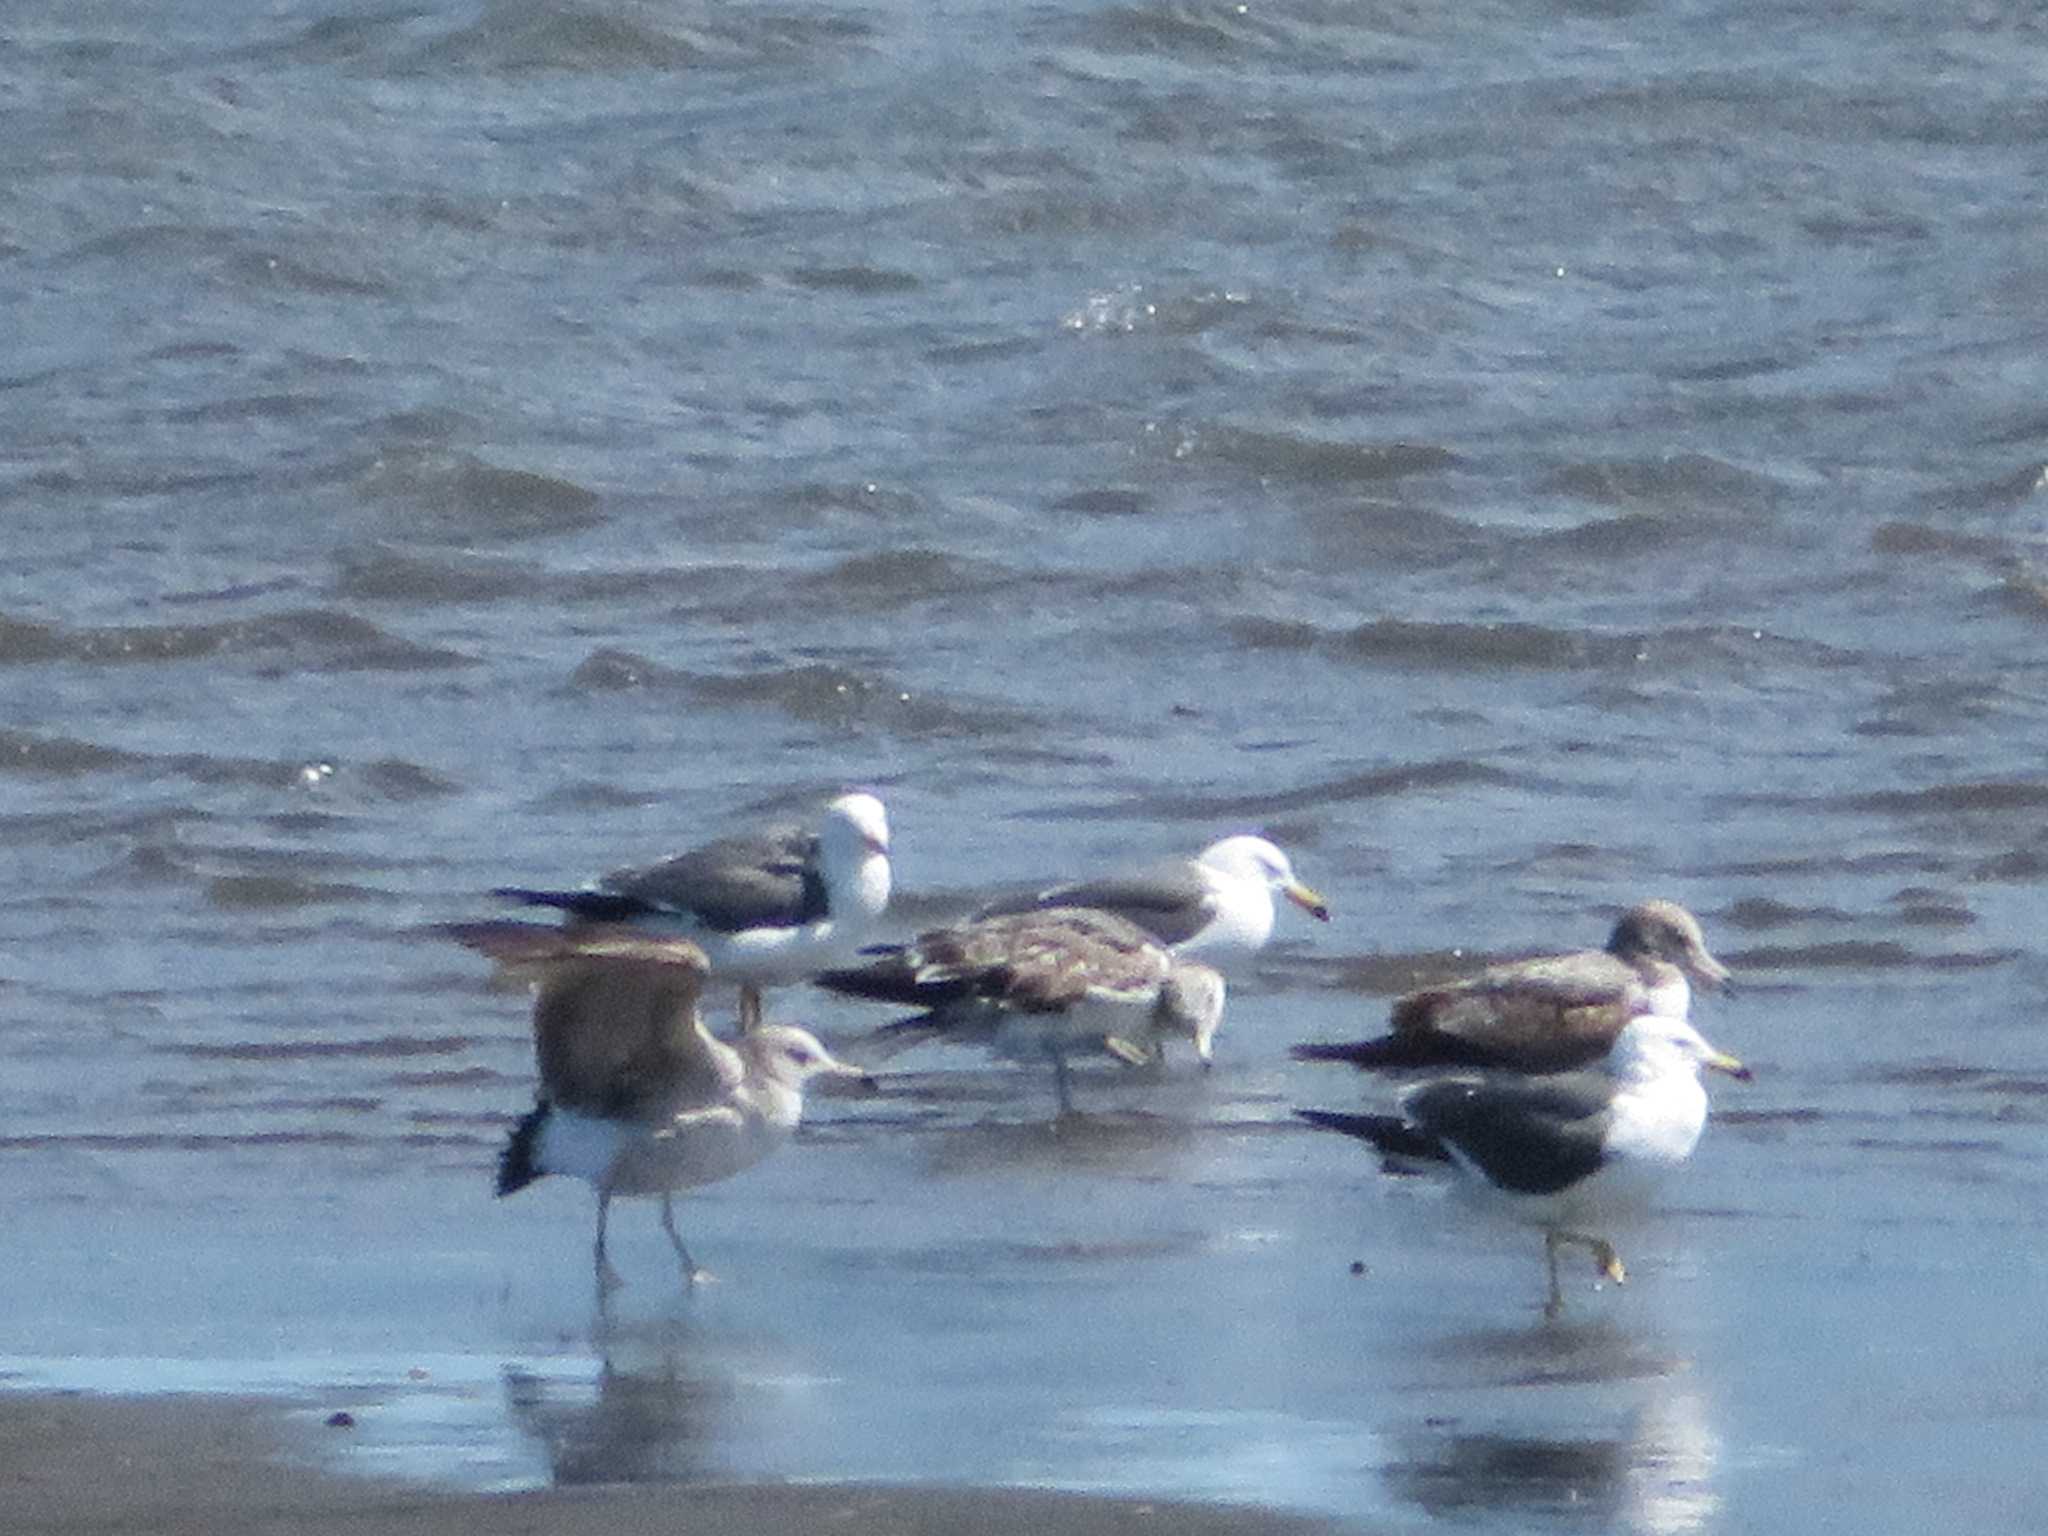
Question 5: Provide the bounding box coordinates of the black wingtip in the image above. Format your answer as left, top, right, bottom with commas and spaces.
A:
497, 1103, 549, 1197
492, 885, 566, 906
814, 961, 954, 1007
1295, 1107, 1446, 1163
1291, 1037, 1421, 1070
1295, 1106, 1384, 1138
493, 887, 651, 923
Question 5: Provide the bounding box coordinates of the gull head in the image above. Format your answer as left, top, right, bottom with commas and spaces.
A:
819, 792, 893, 920
1610, 899, 1731, 993
1158, 962, 1227, 1066
1609, 1013, 1751, 1084
743, 1024, 878, 1094
827, 794, 892, 856
1199, 836, 1331, 923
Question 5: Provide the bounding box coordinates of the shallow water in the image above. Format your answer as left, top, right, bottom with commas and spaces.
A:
6, 0, 2048, 1530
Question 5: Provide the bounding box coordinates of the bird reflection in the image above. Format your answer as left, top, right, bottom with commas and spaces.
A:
1385, 1323, 1721, 1535
502, 1319, 744, 1487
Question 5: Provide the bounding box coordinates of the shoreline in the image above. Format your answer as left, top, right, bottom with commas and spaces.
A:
1, 1389, 1368, 1536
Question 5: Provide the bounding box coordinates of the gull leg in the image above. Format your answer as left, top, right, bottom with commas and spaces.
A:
660, 1192, 705, 1287
1587, 1236, 1626, 1287
1543, 1231, 1567, 1320
1559, 1230, 1626, 1285
1052, 1053, 1074, 1118
593, 1188, 624, 1294
1550, 1230, 1627, 1296
738, 984, 762, 1033
1102, 1035, 1151, 1068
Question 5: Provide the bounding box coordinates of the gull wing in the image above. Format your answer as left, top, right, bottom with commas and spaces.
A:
1398, 1071, 1616, 1196
601, 824, 826, 931
977, 857, 1218, 949
820, 908, 1167, 1015
1294, 950, 1637, 1074
447, 921, 735, 1119
494, 824, 826, 933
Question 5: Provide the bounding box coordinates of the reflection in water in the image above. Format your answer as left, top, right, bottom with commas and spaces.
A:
502, 1316, 776, 1487
1384, 1320, 1721, 1534
1420, 1316, 1681, 1389
914, 1105, 1210, 1177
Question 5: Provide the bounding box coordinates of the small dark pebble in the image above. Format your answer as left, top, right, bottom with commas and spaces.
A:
1349, 1260, 1367, 1276
325, 1411, 355, 1429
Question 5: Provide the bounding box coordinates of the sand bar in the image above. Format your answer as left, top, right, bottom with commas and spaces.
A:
3, 1390, 1364, 1536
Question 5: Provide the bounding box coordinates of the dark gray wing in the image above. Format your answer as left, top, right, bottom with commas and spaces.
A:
1400, 1072, 1616, 1195
602, 824, 825, 930
976, 858, 1218, 949
496, 824, 826, 932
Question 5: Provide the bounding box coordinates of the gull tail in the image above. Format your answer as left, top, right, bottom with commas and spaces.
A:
498, 1103, 550, 1197
1295, 1107, 1449, 1164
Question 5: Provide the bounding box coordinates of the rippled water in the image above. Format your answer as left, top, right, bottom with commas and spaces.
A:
6, 0, 2048, 1530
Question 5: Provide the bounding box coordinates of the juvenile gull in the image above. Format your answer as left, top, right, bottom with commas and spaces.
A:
1298, 1012, 1750, 1318
449, 920, 871, 1292
495, 790, 892, 1030
817, 907, 1226, 1115
1292, 899, 1730, 1075
976, 834, 1329, 965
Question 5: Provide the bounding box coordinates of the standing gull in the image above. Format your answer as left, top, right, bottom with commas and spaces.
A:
1293, 899, 1731, 1075
977, 834, 1329, 965
449, 920, 871, 1292
1298, 1012, 1750, 1318
817, 907, 1226, 1115
495, 791, 892, 1030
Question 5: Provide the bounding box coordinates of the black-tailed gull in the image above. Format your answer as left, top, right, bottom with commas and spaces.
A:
449, 920, 871, 1292
1293, 899, 1730, 1075
817, 907, 1226, 1115
1298, 1012, 1750, 1318
977, 834, 1328, 965
494, 790, 892, 1030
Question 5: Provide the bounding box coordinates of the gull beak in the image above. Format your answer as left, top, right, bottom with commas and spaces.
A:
1285, 880, 1331, 923
1691, 949, 1733, 994
1706, 1049, 1752, 1082
821, 1057, 881, 1095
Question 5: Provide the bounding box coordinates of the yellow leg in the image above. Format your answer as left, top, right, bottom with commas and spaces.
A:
1544, 1230, 1625, 1316
1589, 1238, 1626, 1287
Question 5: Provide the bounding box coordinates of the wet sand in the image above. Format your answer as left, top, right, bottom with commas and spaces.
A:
2, 1391, 1364, 1536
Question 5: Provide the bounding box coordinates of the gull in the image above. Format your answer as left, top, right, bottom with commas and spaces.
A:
449, 920, 871, 1292
976, 834, 1329, 966
494, 790, 892, 1031
1297, 1012, 1750, 1318
817, 907, 1226, 1115
1292, 899, 1731, 1075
